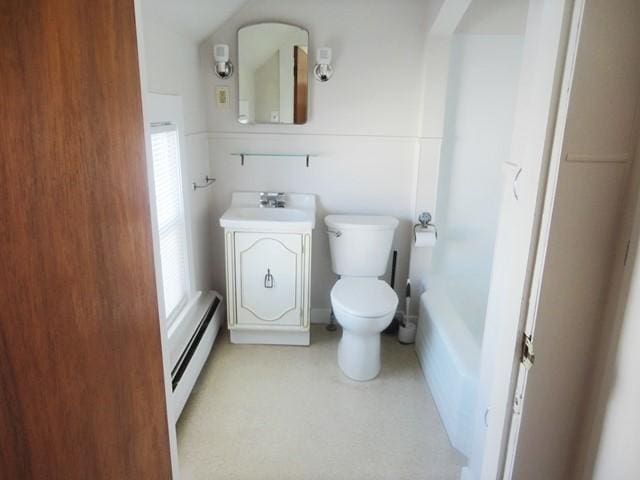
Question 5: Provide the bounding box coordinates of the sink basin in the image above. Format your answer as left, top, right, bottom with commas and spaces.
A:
220, 192, 316, 231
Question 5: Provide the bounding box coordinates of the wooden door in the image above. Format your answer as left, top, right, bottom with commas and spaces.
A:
234, 233, 303, 326
293, 46, 308, 124
0, 1, 172, 478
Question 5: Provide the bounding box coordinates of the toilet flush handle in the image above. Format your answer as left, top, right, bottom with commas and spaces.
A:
327, 229, 342, 238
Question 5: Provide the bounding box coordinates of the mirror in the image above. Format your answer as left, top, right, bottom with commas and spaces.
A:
238, 23, 309, 125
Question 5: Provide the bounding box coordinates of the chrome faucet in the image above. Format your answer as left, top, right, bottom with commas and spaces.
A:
259, 192, 286, 208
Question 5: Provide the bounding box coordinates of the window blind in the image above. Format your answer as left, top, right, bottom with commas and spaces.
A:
150, 124, 189, 324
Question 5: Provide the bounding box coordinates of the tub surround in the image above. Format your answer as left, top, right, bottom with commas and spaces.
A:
429, 33, 524, 340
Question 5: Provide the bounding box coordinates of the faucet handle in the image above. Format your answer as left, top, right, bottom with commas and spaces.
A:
275, 192, 287, 208
258, 191, 286, 207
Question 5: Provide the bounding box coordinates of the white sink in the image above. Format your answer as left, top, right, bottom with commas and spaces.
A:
220, 192, 316, 231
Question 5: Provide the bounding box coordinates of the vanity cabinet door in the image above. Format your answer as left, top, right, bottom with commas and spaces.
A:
234, 232, 303, 326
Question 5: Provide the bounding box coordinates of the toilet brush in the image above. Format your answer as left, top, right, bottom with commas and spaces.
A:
399, 279, 416, 344
383, 251, 400, 335
404, 279, 411, 326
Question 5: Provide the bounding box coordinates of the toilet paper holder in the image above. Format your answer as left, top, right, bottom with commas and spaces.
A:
414, 212, 438, 241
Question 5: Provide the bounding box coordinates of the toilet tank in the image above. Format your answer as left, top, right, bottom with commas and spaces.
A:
325, 215, 399, 277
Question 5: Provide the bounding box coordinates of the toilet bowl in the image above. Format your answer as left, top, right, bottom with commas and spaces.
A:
325, 214, 399, 381
331, 277, 398, 380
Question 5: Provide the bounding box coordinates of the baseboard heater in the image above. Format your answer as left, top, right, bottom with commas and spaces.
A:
168, 290, 224, 420
171, 296, 220, 391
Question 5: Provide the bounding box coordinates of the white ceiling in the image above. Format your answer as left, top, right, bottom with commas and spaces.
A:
142, 0, 249, 43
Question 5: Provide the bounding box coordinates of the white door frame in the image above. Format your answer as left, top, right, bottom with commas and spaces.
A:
502, 0, 640, 476
501, 0, 587, 477
133, 1, 181, 478
465, 1, 578, 479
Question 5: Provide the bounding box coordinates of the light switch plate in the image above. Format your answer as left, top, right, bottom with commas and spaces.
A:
215, 86, 230, 109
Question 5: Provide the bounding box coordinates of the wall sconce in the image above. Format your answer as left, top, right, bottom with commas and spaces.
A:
213, 44, 233, 79
314, 47, 334, 82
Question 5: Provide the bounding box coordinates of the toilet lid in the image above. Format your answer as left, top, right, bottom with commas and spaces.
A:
331, 278, 398, 318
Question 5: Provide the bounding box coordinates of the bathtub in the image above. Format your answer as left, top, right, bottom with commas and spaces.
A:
415, 278, 481, 459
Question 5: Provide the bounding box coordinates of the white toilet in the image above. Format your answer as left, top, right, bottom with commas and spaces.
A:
325, 215, 399, 381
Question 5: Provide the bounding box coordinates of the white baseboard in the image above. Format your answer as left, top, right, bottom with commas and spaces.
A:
230, 328, 310, 346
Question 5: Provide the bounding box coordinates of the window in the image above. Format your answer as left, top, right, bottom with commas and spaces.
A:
150, 122, 190, 324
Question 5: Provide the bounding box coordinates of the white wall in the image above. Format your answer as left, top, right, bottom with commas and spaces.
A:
206, 134, 418, 311
200, 0, 430, 313
203, 0, 429, 136
253, 52, 280, 123
141, 15, 215, 293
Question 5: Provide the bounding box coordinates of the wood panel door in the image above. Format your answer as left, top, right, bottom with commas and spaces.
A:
293, 46, 308, 124
0, 1, 172, 478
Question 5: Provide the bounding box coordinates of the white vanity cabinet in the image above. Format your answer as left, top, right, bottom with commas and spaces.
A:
221, 193, 315, 346
234, 232, 305, 327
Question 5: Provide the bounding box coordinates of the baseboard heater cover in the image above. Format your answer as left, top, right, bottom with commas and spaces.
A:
170, 291, 224, 420
171, 296, 220, 391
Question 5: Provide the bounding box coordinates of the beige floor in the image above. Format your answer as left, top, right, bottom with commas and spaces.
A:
177, 325, 464, 480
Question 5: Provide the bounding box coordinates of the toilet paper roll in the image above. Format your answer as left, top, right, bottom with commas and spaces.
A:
414, 228, 437, 248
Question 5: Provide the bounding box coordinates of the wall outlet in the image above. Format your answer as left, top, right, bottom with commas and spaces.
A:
215, 86, 230, 109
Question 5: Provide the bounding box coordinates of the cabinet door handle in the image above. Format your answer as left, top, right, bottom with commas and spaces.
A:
264, 269, 274, 288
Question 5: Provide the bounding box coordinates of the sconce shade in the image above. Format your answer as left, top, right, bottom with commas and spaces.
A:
314, 47, 333, 82
316, 46, 332, 65
213, 43, 233, 79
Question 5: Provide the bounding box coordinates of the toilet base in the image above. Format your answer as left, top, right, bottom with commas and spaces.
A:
338, 330, 381, 381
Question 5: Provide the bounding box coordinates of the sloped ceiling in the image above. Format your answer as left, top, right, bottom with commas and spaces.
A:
142, 0, 249, 43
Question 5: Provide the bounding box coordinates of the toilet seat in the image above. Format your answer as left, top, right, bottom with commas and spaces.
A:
331, 278, 398, 318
